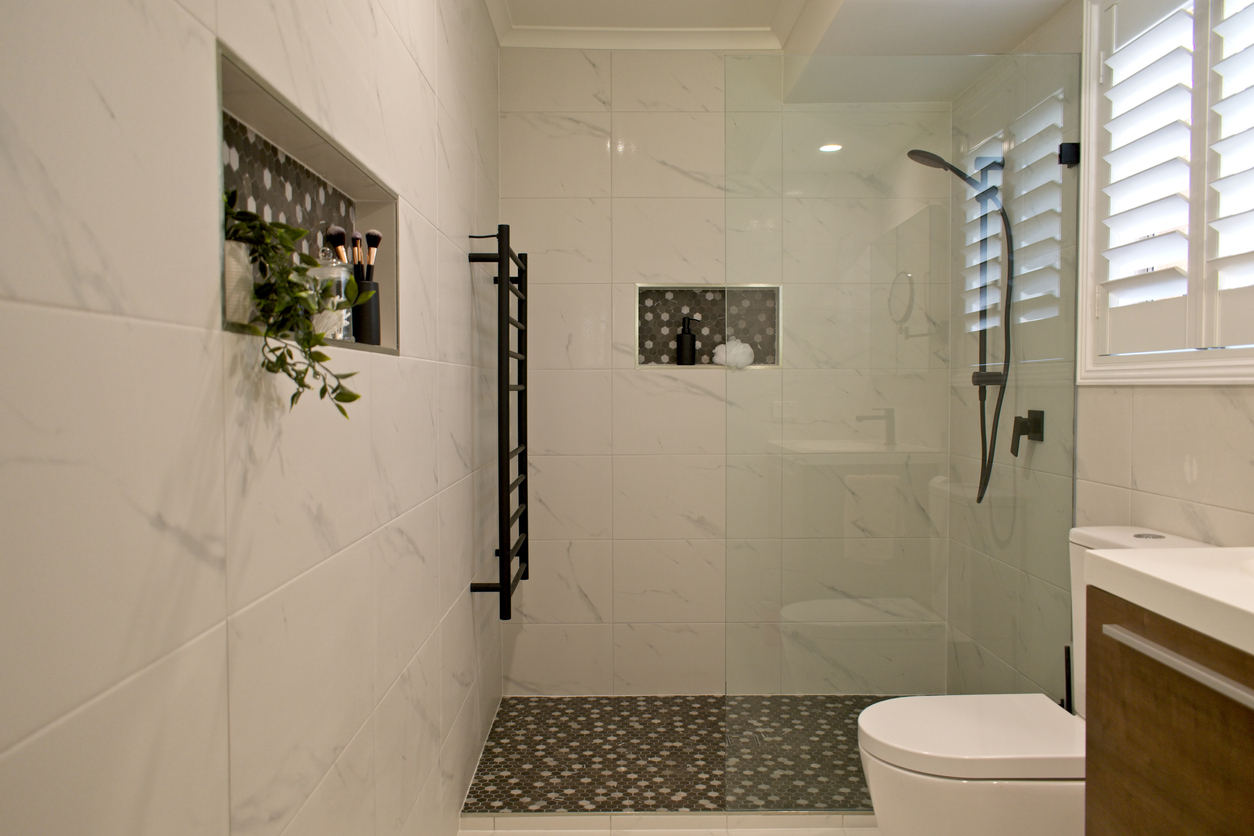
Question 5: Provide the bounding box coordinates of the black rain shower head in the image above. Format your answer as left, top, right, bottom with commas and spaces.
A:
907, 149, 988, 195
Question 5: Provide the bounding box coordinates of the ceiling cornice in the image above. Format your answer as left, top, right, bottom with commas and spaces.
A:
485, 0, 845, 51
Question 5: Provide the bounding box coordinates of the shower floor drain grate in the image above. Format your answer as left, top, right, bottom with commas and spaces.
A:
462, 694, 888, 815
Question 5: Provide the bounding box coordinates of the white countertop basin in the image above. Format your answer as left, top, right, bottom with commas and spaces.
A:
1086, 546, 1254, 656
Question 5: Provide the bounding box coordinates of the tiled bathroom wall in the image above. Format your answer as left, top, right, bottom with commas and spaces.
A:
499, 48, 733, 695
0, 1, 500, 835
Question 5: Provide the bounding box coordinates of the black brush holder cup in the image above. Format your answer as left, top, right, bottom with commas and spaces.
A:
351, 281, 380, 345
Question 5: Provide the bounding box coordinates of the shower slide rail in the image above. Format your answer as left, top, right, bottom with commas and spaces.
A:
468, 224, 529, 619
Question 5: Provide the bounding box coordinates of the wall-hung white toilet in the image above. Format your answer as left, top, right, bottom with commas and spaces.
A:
857, 526, 1211, 836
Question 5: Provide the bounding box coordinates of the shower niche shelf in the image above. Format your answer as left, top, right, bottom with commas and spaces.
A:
637, 284, 779, 368
219, 50, 399, 354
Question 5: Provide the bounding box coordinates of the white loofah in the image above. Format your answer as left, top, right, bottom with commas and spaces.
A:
714, 337, 755, 369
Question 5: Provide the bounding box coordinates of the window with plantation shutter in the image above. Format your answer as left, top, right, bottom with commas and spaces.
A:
1081, 0, 1254, 382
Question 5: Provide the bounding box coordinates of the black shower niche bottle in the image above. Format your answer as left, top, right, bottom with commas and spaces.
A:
677, 317, 696, 365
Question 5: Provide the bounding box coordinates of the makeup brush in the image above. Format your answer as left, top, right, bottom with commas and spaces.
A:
326, 225, 348, 264
365, 229, 383, 283
350, 231, 365, 283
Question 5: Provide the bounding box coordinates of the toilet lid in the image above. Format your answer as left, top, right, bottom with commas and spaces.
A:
858, 694, 1085, 780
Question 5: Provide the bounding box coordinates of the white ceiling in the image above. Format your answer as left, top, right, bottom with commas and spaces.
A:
487, 0, 1076, 53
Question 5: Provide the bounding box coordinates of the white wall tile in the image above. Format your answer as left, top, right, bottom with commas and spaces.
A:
530, 371, 613, 455
1129, 490, 1254, 547
0, 625, 228, 836
376, 634, 441, 836
527, 284, 613, 369
725, 56, 783, 112
437, 233, 475, 365
612, 369, 727, 454
612, 198, 726, 284
514, 541, 614, 624
613, 283, 643, 368
0, 306, 225, 750
1015, 574, 1071, 700
281, 717, 375, 836
727, 199, 784, 286
613, 540, 726, 623
612, 623, 726, 694
783, 198, 941, 284
947, 542, 1019, 663
227, 539, 375, 836
375, 498, 442, 696
439, 362, 474, 489
381, 34, 441, 221
501, 113, 613, 198
530, 456, 614, 540
726, 622, 782, 695
611, 51, 724, 112
726, 455, 784, 540
1075, 479, 1131, 527
439, 473, 476, 614
780, 621, 946, 695
0, 0, 222, 328
501, 198, 613, 284
503, 624, 614, 695
726, 113, 784, 197
439, 590, 478, 739
399, 199, 441, 360
612, 113, 725, 198
501, 49, 612, 112
948, 627, 1017, 696
726, 540, 783, 623
439, 110, 478, 243
437, 680, 484, 836
378, 0, 438, 87
374, 356, 440, 523
613, 456, 727, 540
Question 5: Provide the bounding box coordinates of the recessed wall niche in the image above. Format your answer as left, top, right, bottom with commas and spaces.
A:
637, 285, 779, 367
219, 52, 399, 353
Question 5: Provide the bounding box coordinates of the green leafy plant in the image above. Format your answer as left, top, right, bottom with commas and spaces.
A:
224, 190, 372, 417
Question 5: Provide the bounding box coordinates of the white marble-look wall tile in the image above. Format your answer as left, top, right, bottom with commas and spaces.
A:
438, 362, 473, 490
612, 51, 724, 113
1015, 574, 1070, 700
373, 356, 439, 524
1130, 386, 1254, 515
0, 0, 222, 328
501, 113, 612, 198
1075, 480, 1132, 527
0, 625, 227, 836
227, 539, 374, 836
781, 454, 945, 540
526, 284, 613, 369
612, 113, 725, 198
781, 284, 873, 369
613, 623, 726, 695
281, 717, 374, 836
502, 624, 614, 695
378, 0, 438, 87
399, 200, 440, 360
436, 680, 484, 836
379, 32, 441, 221
783, 198, 941, 284
501, 48, 611, 112
514, 541, 614, 624
613, 456, 727, 540
782, 109, 951, 199
530, 456, 614, 540
726, 455, 783, 540
434, 0, 481, 162
612, 369, 727, 454
727, 112, 784, 197
613, 540, 726, 623
438, 111, 477, 243
438, 473, 475, 615
947, 627, 1017, 695
1129, 490, 1254, 547
780, 538, 945, 623
374, 498, 441, 697
725, 56, 783, 112
947, 542, 1019, 663
401, 764, 443, 836
437, 232, 474, 365
726, 622, 783, 695
439, 590, 477, 740
529, 371, 613, 455
727, 540, 783, 623
376, 633, 440, 836
727, 199, 784, 286
780, 621, 947, 695
500, 199, 613, 284
612, 198, 727, 284
0, 306, 225, 751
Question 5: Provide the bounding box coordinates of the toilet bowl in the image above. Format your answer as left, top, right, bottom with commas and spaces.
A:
857, 526, 1212, 836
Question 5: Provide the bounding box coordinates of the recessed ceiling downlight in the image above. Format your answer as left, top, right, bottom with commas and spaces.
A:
820, 144, 843, 152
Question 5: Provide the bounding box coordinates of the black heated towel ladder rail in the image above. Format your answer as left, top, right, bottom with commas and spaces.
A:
468, 224, 529, 619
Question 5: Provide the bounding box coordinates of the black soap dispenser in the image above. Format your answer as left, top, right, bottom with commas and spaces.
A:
677, 317, 697, 365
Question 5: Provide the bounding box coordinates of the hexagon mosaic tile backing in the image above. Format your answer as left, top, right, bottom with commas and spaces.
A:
222, 111, 355, 255
462, 694, 887, 816
638, 287, 779, 366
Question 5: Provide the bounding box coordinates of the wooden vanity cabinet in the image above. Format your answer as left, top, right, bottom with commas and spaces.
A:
1086, 587, 1254, 836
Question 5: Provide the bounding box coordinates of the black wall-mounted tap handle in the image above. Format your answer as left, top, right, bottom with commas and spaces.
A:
1011, 410, 1045, 456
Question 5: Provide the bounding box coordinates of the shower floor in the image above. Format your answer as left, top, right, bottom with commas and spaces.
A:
462, 694, 888, 815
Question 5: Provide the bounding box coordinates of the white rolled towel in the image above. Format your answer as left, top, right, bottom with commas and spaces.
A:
713, 337, 755, 369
